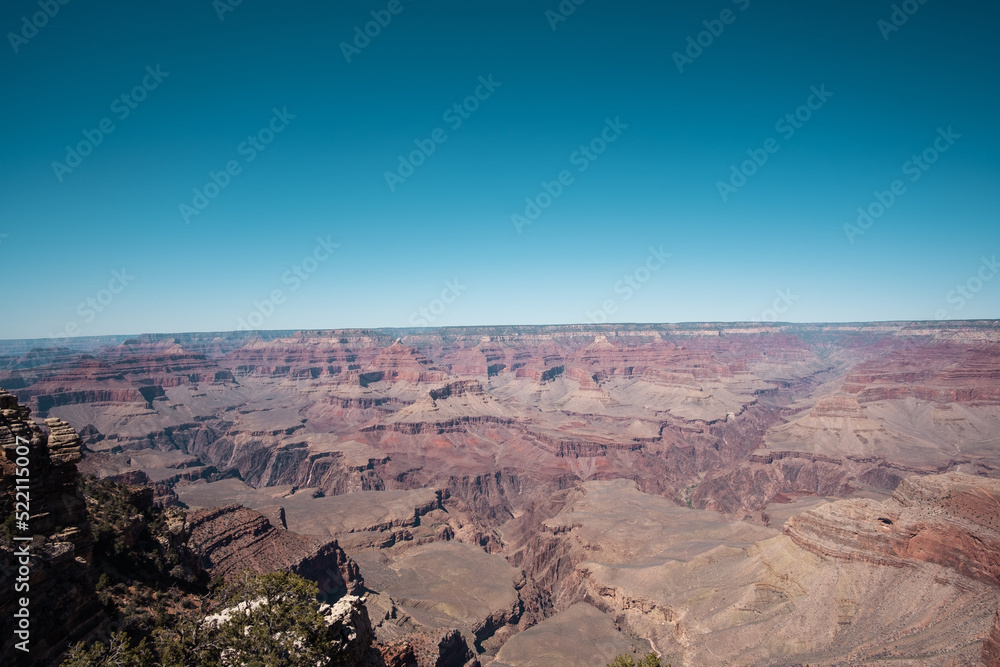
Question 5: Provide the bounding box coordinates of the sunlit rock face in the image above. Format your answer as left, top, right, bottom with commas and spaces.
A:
0, 390, 105, 665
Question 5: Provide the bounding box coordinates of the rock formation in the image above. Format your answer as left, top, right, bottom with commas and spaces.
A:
2, 321, 1000, 664
0, 389, 105, 665
185, 502, 362, 599
506, 476, 1000, 665
985, 602, 1000, 667
322, 594, 385, 666
785, 472, 1000, 585
381, 629, 480, 667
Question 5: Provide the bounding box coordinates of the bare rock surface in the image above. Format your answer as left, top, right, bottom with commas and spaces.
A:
491, 602, 647, 667
357, 541, 522, 645
785, 472, 1000, 585
0, 389, 105, 665
176, 478, 444, 537
509, 475, 1000, 666
185, 503, 361, 598
985, 602, 1000, 666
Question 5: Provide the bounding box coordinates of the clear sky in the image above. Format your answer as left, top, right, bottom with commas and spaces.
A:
1, 0, 998, 339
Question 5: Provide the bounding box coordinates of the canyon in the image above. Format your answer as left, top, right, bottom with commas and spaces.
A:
2, 321, 999, 665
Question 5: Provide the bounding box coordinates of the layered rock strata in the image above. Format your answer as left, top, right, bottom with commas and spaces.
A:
0, 389, 105, 665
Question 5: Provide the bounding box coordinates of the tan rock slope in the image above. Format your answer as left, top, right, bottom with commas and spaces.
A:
786, 472, 1000, 585
508, 475, 1000, 665
491, 602, 647, 667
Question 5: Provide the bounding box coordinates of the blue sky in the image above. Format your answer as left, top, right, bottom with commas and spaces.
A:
1, 0, 998, 339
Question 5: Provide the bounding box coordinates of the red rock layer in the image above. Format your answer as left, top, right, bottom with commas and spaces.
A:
185, 503, 362, 599
785, 473, 1000, 587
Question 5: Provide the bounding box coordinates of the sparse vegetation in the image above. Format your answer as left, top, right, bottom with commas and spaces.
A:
56, 477, 205, 665
61, 631, 155, 667
78, 476, 209, 646
63, 477, 356, 665
84, 476, 199, 588
63, 570, 350, 666
608, 652, 669, 667
681, 483, 699, 509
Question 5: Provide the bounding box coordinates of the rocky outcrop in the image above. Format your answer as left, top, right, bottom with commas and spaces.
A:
365, 341, 449, 385
323, 594, 385, 666
504, 477, 1000, 665
783, 473, 1000, 661
428, 380, 484, 402
7, 340, 234, 417
843, 344, 1000, 405
380, 629, 479, 667
693, 455, 853, 514
252, 439, 387, 493
694, 444, 929, 515
363, 415, 516, 436
982, 606, 1000, 667
0, 389, 105, 665
293, 540, 364, 602
185, 503, 362, 599
785, 472, 1000, 586
33, 388, 165, 414
986, 602, 1000, 667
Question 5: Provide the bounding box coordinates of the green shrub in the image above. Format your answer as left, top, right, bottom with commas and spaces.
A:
61, 632, 154, 667
165, 570, 353, 666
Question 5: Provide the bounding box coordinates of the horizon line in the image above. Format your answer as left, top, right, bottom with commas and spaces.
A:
1, 318, 998, 343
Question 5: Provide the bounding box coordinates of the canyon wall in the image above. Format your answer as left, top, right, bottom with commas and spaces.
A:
0, 389, 105, 665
